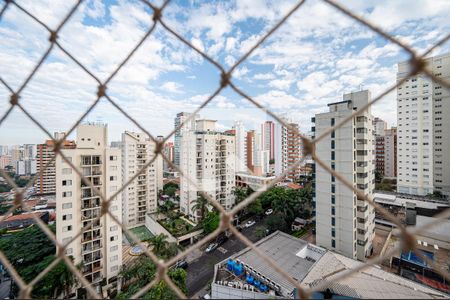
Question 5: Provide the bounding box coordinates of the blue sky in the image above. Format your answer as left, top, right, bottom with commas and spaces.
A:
0, 0, 449, 145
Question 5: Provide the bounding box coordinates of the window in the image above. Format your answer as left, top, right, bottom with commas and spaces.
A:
331, 207, 335, 216
331, 228, 335, 238
110, 235, 118, 242
331, 195, 335, 204
65, 248, 73, 255
62, 191, 72, 197
62, 214, 72, 221
331, 118, 335, 126
110, 176, 117, 181
62, 168, 72, 175
110, 186, 117, 192
331, 239, 335, 248
331, 175, 335, 183
110, 245, 118, 252
331, 217, 335, 226
62, 203, 72, 209
110, 155, 117, 161
110, 165, 118, 171
111, 265, 119, 272
62, 180, 72, 186
63, 225, 72, 232
331, 140, 335, 149
110, 255, 118, 262
110, 225, 118, 231
331, 131, 335, 138
111, 205, 118, 211
331, 184, 335, 193
331, 151, 335, 160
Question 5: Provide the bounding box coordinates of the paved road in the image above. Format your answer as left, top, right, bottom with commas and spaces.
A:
186, 217, 267, 297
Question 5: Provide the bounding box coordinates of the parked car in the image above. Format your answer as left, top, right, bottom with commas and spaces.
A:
205, 242, 218, 253
216, 234, 228, 246
265, 209, 273, 215
244, 220, 256, 228
174, 259, 188, 269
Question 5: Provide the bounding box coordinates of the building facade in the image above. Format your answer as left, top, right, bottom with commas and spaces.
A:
314, 90, 375, 261
35, 133, 76, 195
56, 124, 122, 285
384, 128, 397, 178
180, 120, 235, 222
234, 121, 247, 173
274, 121, 302, 181
121, 131, 163, 228
397, 52, 450, 196
261, 121, 275, 161
373, 117, 387, 136
174, 112, 198, 168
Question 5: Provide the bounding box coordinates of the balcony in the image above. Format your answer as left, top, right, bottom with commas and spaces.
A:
357, 239, 368, 246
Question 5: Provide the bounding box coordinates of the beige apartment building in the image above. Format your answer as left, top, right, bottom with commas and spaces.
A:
397, 52, 450, 196
180, 120, 236, 222
313, 90, 375, 261
56, 123, 122, 286
121, 131, 163, 228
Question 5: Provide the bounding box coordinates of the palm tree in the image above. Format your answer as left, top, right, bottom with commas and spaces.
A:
232, 186, 248, 204
149, 234, 169, 256
192, 194, 209, 220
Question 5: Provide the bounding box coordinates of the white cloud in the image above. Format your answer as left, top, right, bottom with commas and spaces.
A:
161, 81, 184, 94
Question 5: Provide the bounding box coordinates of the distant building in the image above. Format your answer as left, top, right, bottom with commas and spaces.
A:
234, 121, 247, 173
180, 120, 235, 222
373, 117, 387, 136
0, 155, 12, 169
274, 121, 302, 181
55, 123, 122, 285
15, 159, 36, 176
35, 133, 76, 195
211, 231, 445, 299
261, 121, 275, 161
174, 112, 198, 168
314, 90, 375, 261
235, 172, 275, 191
0, 211, 49, 230
397, 52, 450, 196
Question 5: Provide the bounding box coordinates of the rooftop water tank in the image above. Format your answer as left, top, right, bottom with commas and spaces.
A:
234, 262, 244, 276
246, 275, 254, 284
227, 259, 235, 271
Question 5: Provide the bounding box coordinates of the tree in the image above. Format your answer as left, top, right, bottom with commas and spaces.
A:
258, 186, 287, 209
254, 227, 267, 239
0, 225, 78, 298
232, 187, 248, 205
202, 211, 220, 234
192, 194, 209, 220
375, 170, 383, 183
265, 214, 289, 233
247, 199, 264, 216
149, 234, 169, 256
117, 257, 187, 300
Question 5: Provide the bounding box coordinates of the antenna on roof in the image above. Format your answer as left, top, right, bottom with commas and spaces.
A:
359, 83, 364, 91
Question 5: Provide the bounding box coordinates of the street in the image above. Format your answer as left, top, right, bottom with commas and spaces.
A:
186, 217, 266, 297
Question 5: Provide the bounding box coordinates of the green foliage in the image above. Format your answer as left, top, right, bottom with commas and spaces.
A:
0, 204, 12, 215
292, 228, 307, 238
375, 170, 383, 183
247, 199, 264, 216
265, 214, 289, 233
118, 257, 187, 300
254, 227, 267, 239
149, 234, 169, 256
202, 211, 220, 234
163, 182, 179, 197
192, 194, 209, 220
0, 224, 76, 298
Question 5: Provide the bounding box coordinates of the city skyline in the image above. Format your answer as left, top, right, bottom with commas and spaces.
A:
1, 1, 450, 144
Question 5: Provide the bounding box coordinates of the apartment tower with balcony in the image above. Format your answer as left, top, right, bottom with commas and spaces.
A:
397, 52, 450, 196
121, 132, 163, 228
55, 123, 122, 286
174, 112, 199, 168
180, 120, 235, 223
35, 132, 76, 195
313, 90, 375, 261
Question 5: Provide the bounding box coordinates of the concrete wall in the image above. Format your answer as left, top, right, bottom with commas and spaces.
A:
144, 213, 177, 243
211, 284, 284, 299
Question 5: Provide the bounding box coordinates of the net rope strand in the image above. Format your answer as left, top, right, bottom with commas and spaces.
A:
0, 0, 449, 298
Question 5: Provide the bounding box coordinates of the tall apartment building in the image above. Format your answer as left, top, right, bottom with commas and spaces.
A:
384, 128, 397, 178
234, 121, 247, 173
15, 159, 36, 176
56, 124, 122, 285
373, 117, 387, 136
261, 121, 275, 161
274, 121, 302, 181
375, 135, 385, 176
121, 132, 163, 228
180, 120, 235, 222
397, 52, 450, 196
163, 141, 174, 172
246, 130, 255, 172
35, 133, 76, 195
313, 90, 375, 261
174, 112, 198, 167
0, 155, 11, 169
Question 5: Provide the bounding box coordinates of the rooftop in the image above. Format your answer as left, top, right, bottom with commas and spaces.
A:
303, 252, 447, 299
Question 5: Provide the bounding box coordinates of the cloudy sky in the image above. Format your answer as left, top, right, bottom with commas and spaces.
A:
0, 0, 449, 145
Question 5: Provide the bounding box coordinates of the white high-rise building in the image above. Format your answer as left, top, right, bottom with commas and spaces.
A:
180, 120, 236, 222
397, 52, 450, 197
314, 90, 375, 261
174, 112, 198, 168
121, 131, 163, 228
234, 121, 247, 173
56, 123, 122, 285
261, 121, 275, 161
373, 117, 387, 136
274, 122, 288, 176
